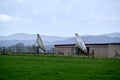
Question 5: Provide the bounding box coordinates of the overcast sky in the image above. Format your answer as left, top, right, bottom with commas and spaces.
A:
0, 0, 120, 37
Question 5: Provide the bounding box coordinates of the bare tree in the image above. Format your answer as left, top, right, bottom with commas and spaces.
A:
15, 43, 25, 53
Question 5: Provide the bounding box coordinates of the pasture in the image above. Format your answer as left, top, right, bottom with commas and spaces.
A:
0, 54, 120, 80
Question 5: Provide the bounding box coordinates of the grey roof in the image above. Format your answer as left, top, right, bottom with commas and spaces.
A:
54, 43, 120, 46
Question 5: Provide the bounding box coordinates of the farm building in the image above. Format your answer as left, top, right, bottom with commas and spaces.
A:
54, 43, 120, 58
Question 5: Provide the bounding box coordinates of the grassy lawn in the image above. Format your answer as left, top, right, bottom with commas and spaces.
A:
0, 54, 120, 80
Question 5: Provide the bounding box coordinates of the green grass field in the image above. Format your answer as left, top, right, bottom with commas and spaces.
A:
0, 54, 120, 80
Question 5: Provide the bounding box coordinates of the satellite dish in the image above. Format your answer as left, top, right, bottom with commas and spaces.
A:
75, 33, 87, 53
36, 34, 46, 53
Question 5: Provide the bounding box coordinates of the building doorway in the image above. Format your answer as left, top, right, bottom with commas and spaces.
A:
86, 47, 90, 55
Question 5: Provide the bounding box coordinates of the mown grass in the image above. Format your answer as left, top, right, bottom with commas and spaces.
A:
0, 54, 120, 80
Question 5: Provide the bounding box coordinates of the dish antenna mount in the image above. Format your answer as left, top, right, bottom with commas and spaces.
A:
75, 33, 87, 54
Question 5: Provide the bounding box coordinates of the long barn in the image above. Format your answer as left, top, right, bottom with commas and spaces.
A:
54, 43, 120, 58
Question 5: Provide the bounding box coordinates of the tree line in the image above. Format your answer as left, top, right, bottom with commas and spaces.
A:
0, 43, 54, 54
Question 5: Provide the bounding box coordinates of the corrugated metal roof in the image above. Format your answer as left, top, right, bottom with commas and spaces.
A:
54, 43, 120, 46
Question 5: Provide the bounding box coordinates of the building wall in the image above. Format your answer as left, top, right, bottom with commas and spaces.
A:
55, 47, 70, 56
86, 45, 109, 57
55, 45, 76, 56
109, 44, 120, 57
55, 43, 120, 58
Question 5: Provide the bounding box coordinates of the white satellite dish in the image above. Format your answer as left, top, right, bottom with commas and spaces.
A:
75, 33, 87, 53
36, 34, 46, 53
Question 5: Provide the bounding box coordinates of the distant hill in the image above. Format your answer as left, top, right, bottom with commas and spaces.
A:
0, 33, 120, 48
102, 33, 120, 38
0, 33, 70, 41
53, 35, 120, 44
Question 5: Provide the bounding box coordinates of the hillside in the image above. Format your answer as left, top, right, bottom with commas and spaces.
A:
0, 33, 120, 47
